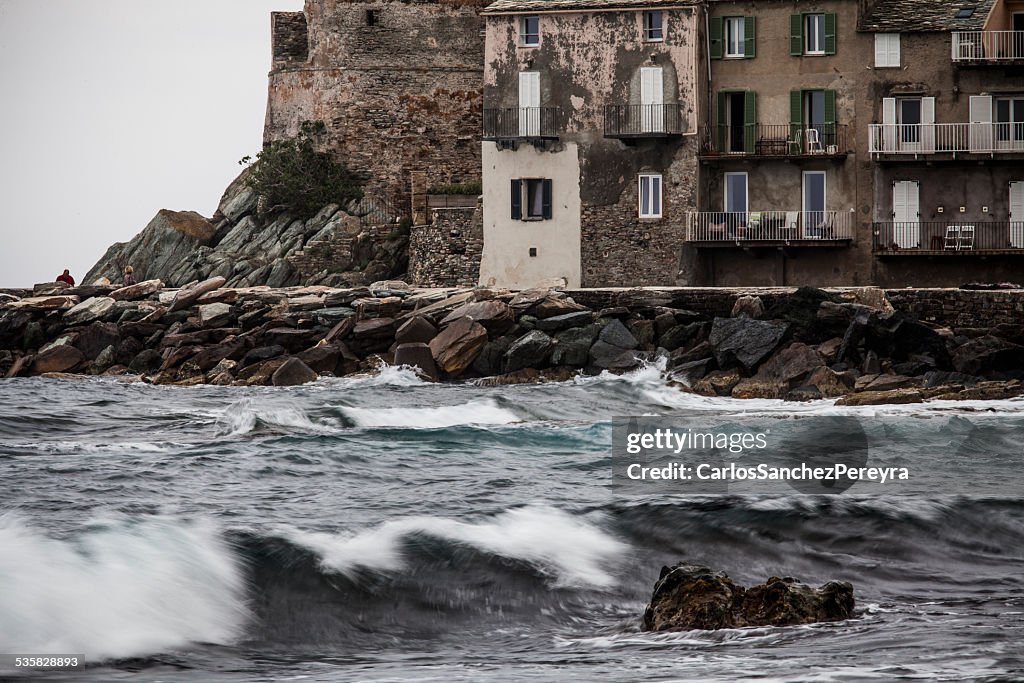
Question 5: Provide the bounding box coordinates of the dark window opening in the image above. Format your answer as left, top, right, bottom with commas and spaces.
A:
956, 7, 976, 19
529, 247, 538, 257
366, 9, 379, 26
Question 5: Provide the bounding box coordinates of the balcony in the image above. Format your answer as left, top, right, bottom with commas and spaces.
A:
873, 221, 1024, 255
483, 107, 561, 141
952, 31, 1024, 64
699, 124, 850, 159
604, 104, 686, 138
869, 123, 1024, 158
686, 210, 854, 246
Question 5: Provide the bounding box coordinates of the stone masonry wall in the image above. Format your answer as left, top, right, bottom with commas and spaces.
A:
409, 204, 483, 287
271, 12, 309, 66
265, 0, 486, 213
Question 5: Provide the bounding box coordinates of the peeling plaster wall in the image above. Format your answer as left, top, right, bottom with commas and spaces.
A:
264, 0, 486, 211
481, 7, 702, 288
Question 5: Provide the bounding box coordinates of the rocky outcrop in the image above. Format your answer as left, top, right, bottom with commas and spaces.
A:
642, 563, 855, 631
84, 170, 410, 289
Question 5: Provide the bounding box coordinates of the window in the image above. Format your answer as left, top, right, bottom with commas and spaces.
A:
805, 14, 825, 54
725, 17, 745, 57
955, 6, 976, 19
366, 9, 378, 26
639, 174, 663, 218
510, 178, 552, 220
996, 97, 1024, 145
724, 172, 748, 214
791, 89, 837, 151
520, 15, 540, 46
874, 33, 900, 67
710, 16, 755, 59
899, 98, 922, 144
791, 13, 835, 56
644, 11, 663, 42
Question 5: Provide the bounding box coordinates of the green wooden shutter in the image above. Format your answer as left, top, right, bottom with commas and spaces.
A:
542, 179, 553, 220
511, 179, 522, 220
824, 90, 836, 147
744, 16, 756, 58
717, 91, 727, 152
709, 17, 723, 59
744, 90, 757, 154
790, 90, 803, 153
824, 13, 837, 55
790, 14, 803, 55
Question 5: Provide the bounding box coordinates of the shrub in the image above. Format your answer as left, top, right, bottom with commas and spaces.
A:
240, 121, 364, 220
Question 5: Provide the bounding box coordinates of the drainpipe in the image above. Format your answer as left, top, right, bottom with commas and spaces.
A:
704, 0, 712, 133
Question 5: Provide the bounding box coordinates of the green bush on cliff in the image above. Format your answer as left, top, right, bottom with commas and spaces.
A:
240, 121, 364, 220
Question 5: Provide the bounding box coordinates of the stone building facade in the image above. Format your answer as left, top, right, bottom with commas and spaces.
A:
408, 205, 484, 287
264, 0, 486, 214
477, 0, 702, 289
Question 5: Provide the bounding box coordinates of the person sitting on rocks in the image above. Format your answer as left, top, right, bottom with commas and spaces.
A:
56, 269, 75, 286
123, 265, 136, 286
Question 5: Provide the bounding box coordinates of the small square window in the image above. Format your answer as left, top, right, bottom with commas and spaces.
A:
805, 14, 825, 54
520, 15, 540, 46
366, 9, 379, 26
874, 33, 900, 67
956, 6, 976, 19
644, 11, 664, 42
724, 17, 745, 57
529, 247, 538, 257
639, 174, 663, 218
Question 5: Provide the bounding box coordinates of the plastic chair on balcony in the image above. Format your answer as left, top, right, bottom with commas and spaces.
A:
958, 225, 975, 250
943, 225, 961, 250
805, 128, 824, 154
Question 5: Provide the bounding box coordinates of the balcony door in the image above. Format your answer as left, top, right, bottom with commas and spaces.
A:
1014, 13, 1024, 59
1011, 181, 1024, 248
996, 97, 1024, 150
518, 71, 540, 137
893, 180, 920, 248
802, 171, 826, 238
640, 67, 664, 133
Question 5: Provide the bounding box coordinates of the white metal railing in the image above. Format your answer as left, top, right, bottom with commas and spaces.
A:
868, 123, 1024, 154
952, 31, 1024, 62
685, 210, 854, 242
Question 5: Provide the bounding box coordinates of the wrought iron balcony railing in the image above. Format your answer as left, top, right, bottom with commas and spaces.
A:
699, 124, 849, 157
873, 221, 1024, 253
482, 107, 561, 140
686, 210, 854, 243
952, 31, 1024, 63
603, 104, 685, 137
868, 122, 1024, 155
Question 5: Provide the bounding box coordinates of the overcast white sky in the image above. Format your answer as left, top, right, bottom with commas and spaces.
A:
0, 0, 303, 287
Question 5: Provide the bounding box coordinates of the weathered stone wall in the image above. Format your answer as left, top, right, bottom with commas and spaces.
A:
271, 12, 309, 66
409, 204, 483, 287
264, 0, 486, 212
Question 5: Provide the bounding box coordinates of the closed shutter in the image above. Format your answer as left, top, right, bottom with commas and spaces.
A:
790, 14, 803, 55
824, 13, 837, 55
921, 96, 936, 152
1010, 181, 1024, 247
511, 179, 522, 220
969, 95, 993, 151
717, 90, 728, 152
542, 179, 553, 220
790, 90, 803, 152
882, 97, 897, 151
744, 90, 757, 154
874, 34, 887, 66
824, 90, 836, 146
709, 17, 723, 59
744, 16, 756, 58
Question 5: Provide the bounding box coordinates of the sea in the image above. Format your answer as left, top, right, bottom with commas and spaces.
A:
1, 363, 1022, 682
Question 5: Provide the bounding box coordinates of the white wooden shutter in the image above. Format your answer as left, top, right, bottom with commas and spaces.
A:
893, 180, 920, 248
1010, 181, 1024, 247
882, 97, 897, 151
640, 66, 664, 133
519, 71, 540, 136
875, 34, 900, 67
921, 96, 936, 152
970, 94, 993, 151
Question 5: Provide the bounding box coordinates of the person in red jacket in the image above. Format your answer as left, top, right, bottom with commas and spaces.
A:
56, 269, 75, 286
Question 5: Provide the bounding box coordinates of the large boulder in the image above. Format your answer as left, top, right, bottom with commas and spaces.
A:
169, 276, 228, 312
503, 330, 556, 373
393, 342, 439, 381
428, 316, 488, 376
708, 317, 788, 371
439, 300, 515, 335
85, 209, 217, 286
762, 287, 839, 343
952, 335, 1024, 378
72, 322, 121, 361
552, 324, 601, 366
271, 357, 319, 386
589, 319, 639, 369
63, 297, 116, 326
109, 279, 163, 302
6, 295, 80, 312
642, 563, 855, 631
395, 316, 437, 345
31, 345, 85, 374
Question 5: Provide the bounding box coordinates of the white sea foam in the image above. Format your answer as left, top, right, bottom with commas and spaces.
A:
280, 505, 627, 589
328, 364, 428, 388
0, 514, 247, 662
216, 397, 335, 436
342, 398, 520, 428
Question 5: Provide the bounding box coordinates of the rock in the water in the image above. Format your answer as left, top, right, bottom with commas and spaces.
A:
72, 322, 121, 361
835, 388, 924, 406
395, 316, 437, 345
503, 330, 555, 373
440, 300, 515, 335
109, 279, 163, 302
31, 345, 85, 374
589, 319, 640, 369
428, 316, 488, 376
129, 348, 163, 374
169, 276, 227, 312
952, 335, 1024, 377
271, 357, 318, 386
64, 297, 116, 326
708, 317, 788, 371
393, 342, 439, 381
552, 324, 601, 366
642, 563, 855, 631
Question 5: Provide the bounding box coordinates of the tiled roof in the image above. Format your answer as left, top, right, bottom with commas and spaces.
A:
859, 0, 996, 32
482, 0, 694, 15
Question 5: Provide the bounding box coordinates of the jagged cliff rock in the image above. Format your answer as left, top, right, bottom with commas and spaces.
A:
85, 171, 409, 289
